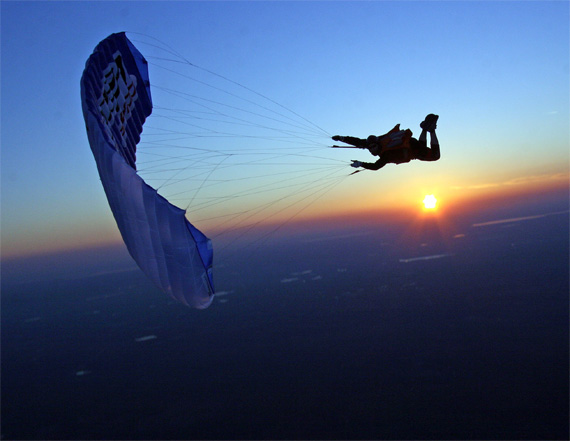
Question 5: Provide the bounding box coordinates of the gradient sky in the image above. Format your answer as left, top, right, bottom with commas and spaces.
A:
2, 1, 569, 257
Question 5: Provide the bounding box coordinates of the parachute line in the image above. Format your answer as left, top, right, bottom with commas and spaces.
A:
128, 32, 331, 137
123, 32, 352, 257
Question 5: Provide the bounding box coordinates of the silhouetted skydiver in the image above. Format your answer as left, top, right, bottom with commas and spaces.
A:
332, 114, 440, 172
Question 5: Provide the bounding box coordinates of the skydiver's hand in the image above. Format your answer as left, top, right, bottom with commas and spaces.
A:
351, 160, 363, 168
332, 135, 344, 141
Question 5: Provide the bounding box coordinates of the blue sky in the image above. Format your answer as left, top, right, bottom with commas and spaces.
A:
2, 1, 569, 257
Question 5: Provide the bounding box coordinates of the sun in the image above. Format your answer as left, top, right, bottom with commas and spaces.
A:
423, 194, 437, 210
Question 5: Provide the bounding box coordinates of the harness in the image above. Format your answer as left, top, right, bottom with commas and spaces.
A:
369, 125, 413, 155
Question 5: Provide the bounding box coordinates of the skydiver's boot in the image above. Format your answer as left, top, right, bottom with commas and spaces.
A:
420, 114, 439, 131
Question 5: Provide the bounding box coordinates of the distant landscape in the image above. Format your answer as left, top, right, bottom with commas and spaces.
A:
2, 189, 568, 440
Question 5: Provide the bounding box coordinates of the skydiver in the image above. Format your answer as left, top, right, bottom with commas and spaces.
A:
332, 114, 440, 172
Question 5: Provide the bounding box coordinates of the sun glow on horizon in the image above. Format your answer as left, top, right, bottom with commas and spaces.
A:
423, 194, 438, 210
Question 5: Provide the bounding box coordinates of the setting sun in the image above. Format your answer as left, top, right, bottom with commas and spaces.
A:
423, 194, 437, 210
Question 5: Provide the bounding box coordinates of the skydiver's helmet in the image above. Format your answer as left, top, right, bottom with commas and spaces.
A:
367, 135, 381, 156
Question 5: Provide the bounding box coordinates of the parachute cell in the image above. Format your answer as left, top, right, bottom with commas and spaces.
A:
81, 33, 214, 308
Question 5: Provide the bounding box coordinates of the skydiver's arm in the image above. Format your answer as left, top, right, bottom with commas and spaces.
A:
359, 157, 388, 171
332, 135, 368, 148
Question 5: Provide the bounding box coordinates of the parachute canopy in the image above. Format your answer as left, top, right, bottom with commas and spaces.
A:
81, 32, 214, 308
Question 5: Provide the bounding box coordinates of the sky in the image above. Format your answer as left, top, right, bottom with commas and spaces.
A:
1, 0, 569, 258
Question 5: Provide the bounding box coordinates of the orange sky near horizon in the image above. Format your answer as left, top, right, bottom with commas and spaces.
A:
276, 168, 570, 225
3, 172, 567, 260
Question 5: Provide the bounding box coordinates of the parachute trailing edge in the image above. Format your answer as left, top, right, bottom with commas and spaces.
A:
81, 32, 214, 308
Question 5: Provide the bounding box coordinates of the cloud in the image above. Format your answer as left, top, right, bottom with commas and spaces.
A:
399, 253, 452, 263
451, 172, 569, 191
134, 335, 157, 342
472, 210, 569, 227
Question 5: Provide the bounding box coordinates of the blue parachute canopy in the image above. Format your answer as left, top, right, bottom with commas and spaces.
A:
80, 32, 214, 308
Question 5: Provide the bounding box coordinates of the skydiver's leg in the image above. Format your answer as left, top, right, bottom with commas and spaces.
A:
413, 129, 440, 161
332, 135, 368, 148
416, 114, 440, 161
428, 129, 440, 160
430, 130, 439, 148
417, 129, 428, 147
